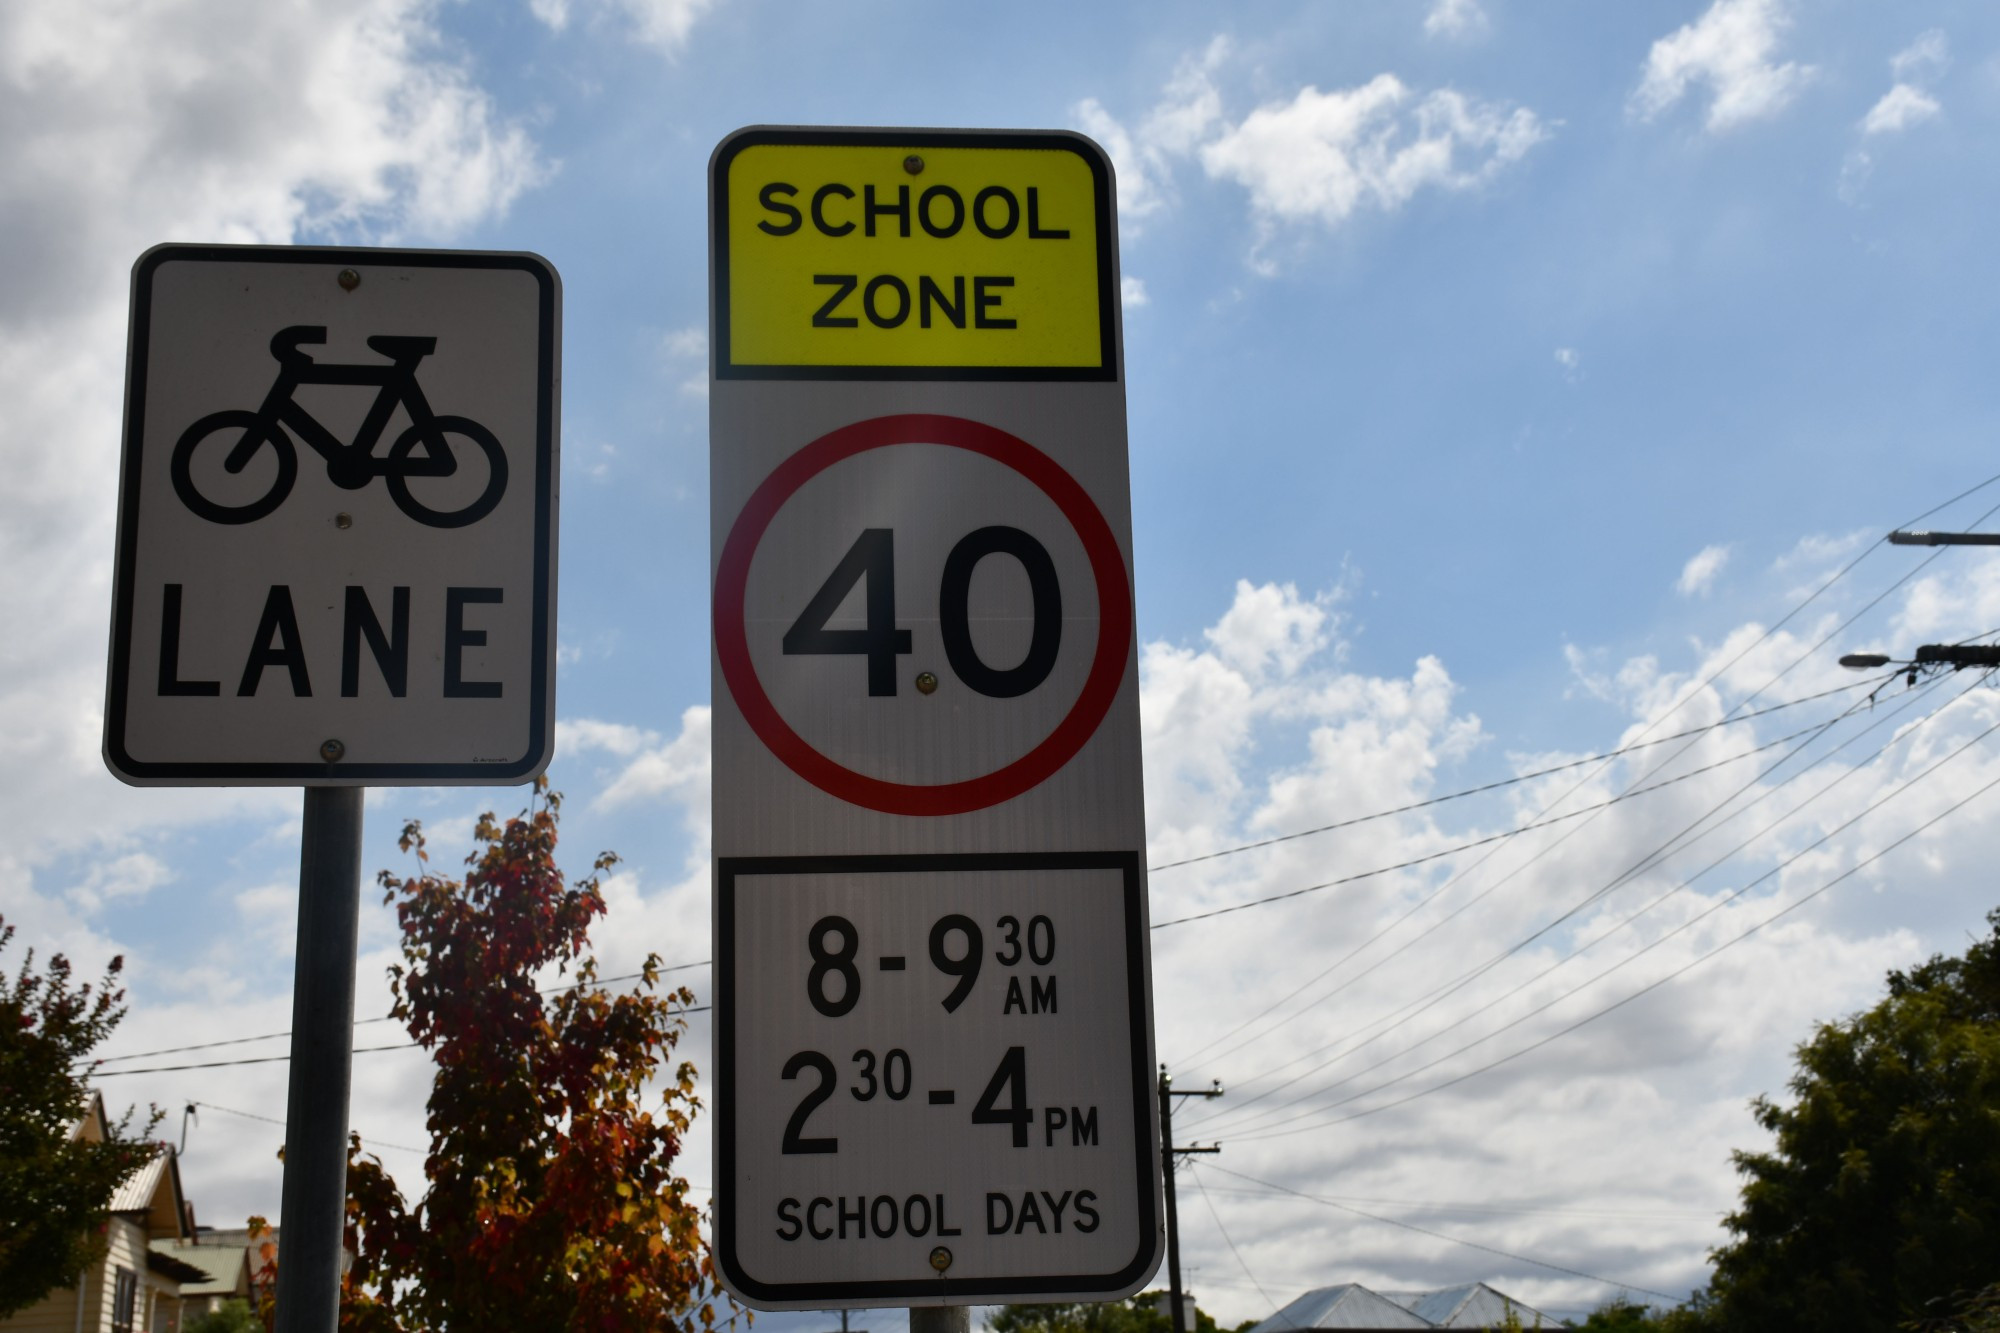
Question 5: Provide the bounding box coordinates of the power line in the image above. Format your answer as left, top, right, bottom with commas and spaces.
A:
1199, 1163, 1684, 1304
94, 961, 712, 1066
1194, 672, 1967, 1137
1174, 556, 2000, 1081
92, 1005, 712, 1078
1190, 1161, 1281, 1315
1227, 722, 2000, 1141
95, 1043, 424, 1076
1220, 696, 1993, 1137
191, 1101, 427, 1156
1191, 1183, 1722, 1222
1172, 687, 1885, 1069
96, 698, 1880, 1074
1148, 677, 1881, 875
1187, 670, 1963, 1132
1153, 709, 1853, 931
1278, 490, 1994, 1000
1170, 506, 2000, 1057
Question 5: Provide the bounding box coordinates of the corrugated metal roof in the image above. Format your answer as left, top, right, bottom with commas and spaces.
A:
146, 1248, 215, 1285
1387, 1283, 1563, 1328
1252, 1282, 1567, 1331
152, 1240, 251, 1297
1255, 1285, 1431, 1330
108, 1148, 168, 1213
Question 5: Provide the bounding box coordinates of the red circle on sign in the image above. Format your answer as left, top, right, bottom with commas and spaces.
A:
715, 414, 1134, 817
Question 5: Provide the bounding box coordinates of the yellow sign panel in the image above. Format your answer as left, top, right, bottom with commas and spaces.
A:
714, 131, 1113, 378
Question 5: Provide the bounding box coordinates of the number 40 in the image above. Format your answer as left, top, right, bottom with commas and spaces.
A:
783, 527, 1062, 698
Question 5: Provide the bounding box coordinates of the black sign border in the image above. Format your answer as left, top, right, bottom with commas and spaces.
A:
715, 850, 1160, 1306
103, 243, 559, 786
710, 127, 1120, 383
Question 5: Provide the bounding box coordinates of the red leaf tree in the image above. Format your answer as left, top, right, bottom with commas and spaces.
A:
340, 781, 718, 1332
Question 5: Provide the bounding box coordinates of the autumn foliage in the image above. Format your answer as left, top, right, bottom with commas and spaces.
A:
332, 782, 718, 1332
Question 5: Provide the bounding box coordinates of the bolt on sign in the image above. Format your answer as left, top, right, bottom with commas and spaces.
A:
709, 127, 1162, 1309
104, 245, 560, 785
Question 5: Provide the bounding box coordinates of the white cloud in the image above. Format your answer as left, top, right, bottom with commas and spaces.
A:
1775, 529, 1870, 573
1075, 40, 1230, 233
1122, 276, 1150, 308
0, 0, 545, 1020
658, 325, 708, 397
1630, 0, 1814, 133
64, 555, 2000, 1314
1555, 347, 1580, 381
1147, 37, 1233, 157
1861, 84, 1941, 136
1202, 79, 1545, 230
65, 853, 173, 914
1891, 30, 1950, 83
589, 705, 712, 813
1844, 32, 1948, 202
1425, 0, 1489, 40
1145, 565, 2000, 1316
1860, 33, 1949, 137
557, 717, 657, 758
1076, 40, 1544, 262
1677, 544, 1732, 598
530, 0, 717, 54
1075, 98, 1169, 229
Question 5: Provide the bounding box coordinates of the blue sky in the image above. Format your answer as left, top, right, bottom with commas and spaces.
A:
9, 0, 2000, 1324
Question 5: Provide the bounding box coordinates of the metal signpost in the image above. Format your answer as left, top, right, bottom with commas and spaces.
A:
708, 127, 1161, 1314
106, 245, 560, 1332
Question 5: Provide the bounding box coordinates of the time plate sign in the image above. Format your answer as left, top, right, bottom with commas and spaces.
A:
717, 853, 1152, 1303
709, 127, 1161, 1309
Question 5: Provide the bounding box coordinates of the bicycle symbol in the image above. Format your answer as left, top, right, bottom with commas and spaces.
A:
171, 325, 507, 528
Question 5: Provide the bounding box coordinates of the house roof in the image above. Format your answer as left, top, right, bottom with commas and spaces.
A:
1249, 1283, 1567, 1331
1384, 1284, 1563, 1328
68, 1091, 107, 1144
146, 1249, 215, 1285
152, 1239, 251, 1297
1257, 1285, 1431, 1330
108, 1145, 192, 1241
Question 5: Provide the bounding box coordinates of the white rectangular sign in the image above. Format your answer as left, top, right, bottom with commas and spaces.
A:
105, 245, 560, 786
709, 127, 1160, 1308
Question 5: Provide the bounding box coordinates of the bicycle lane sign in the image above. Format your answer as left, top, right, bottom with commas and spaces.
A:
104, 244, 560, 785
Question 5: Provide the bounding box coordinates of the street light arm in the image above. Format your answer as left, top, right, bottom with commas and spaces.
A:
1889, 531, 2000, 546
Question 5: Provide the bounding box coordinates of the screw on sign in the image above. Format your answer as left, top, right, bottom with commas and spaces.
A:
709, 127, 1161, 1311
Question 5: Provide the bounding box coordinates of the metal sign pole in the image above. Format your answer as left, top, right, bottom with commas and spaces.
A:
273, 786, 364, 1333
910, 1309, 970, 1333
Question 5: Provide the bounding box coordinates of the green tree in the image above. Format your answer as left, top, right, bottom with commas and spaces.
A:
1577, 1297, 1668, 1330
329, 782, 718, 1332
185, 1298, 263, 1333
1697, 909, 2000, 1332
1904, 1283, 2000, 1332
0, 917, 162, 1317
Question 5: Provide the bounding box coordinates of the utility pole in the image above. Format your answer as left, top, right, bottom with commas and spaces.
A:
1159, 1067, 1222, 1333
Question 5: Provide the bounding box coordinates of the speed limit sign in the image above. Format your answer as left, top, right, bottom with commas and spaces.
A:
709, 127, 1160, 1309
